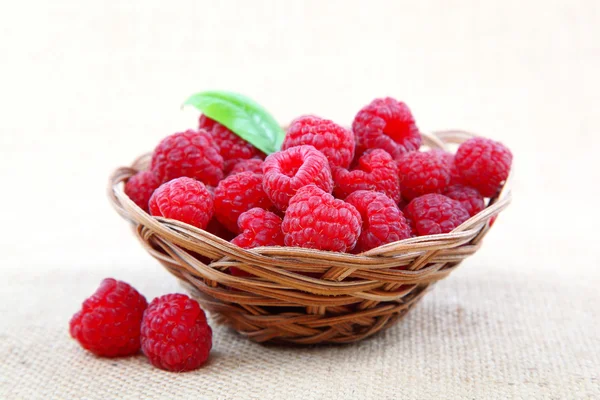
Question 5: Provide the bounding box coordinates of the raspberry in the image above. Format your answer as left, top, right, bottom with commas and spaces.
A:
455, 137, 513, 197
345, 191, 412, 252
262, 145, 333, 211
231, 208, 284, 248
404, 194, 470, 236
282, 185, 362, 252
432, 149, 463, 185
352, 97, 421, 160
124, 170, 160, 212
141, 294, 212, 372
198, 114, 217, 131
69, 278, 147, 357
332, 149, 400, 203
397, 151, 452, 201
149, 177, 214, 230
213, 172, 273, 233
228, 158, 264, 176
151, 129, 224, 186
282, 115, 355, 168
211, 122, 265, 173
443, 184, 485, 217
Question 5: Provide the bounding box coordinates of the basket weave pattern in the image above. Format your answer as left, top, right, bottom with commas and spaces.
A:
108, 130, 511, 344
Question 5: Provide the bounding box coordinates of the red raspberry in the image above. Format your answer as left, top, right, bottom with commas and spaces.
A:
151, 129, 224, 186
282, 185, 362, 252
345, 191, 412, 252
352, 97, 421, 160
455, 137, 513, 197
231, 208, 284, 248
404, 194, 470, 236
332, 149, 400, 203
198, 114, 217, 131
141, 294, 212, 372
262, 145, 333, 211
149, 177, 214, 230
69, 278, 147, 357
443, 184, 485, 217
431, 150, 463, 185
211, 122, 265, 173
214, 172, 273, 233
397, 151, 452, 201
228, 158, 264, 176
124, 170, 160, 212
282, 115, 355, 168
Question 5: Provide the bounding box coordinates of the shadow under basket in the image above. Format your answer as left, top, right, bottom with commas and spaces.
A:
108, 130, 512, 344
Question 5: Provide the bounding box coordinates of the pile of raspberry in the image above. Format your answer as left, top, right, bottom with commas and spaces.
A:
125, 98, 512, 256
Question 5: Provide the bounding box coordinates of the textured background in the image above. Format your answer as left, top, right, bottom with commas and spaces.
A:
1, 0, 599, 399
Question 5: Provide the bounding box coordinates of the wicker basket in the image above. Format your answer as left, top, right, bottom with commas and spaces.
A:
108, 130, 511, 344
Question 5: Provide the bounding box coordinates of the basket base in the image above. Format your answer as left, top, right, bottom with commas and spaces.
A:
182, 282, 430, 345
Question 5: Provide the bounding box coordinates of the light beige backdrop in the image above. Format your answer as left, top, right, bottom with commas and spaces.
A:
0, 1, 599, 399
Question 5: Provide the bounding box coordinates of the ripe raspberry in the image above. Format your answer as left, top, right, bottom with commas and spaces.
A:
124, 170, 160, 212
262, 145, 333, 211
397, 151, 452, 201
151, 129, 224, 186
149, 177, 214, 230
69, 278, 147, 357
228, 158, 264, 176
431, 149, 463, 185
141, 294, 212, 372
211, 122, 265, 173
198, 114, 217, 131
214, 172, 273, 233
231, 208, 284, 248
282, 115, 355, 168
282, 185, 362, 252
455, 137, 513, 197
352, 97, 421, 160
443, 184, 485, 217
345, 191, 412, 252
404, 194, 470, 236
332, 149, 400, 203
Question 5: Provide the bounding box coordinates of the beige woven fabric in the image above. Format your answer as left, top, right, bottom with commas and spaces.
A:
1, 0, 599, 398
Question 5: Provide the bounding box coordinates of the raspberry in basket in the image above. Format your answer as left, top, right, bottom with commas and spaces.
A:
211, 122, 265, 173
397, 150, 452, 201
443, 184, 485, 217
198, 114, 218, 131
69, 278, 148, 357
149, 177, 214, 230
282, 185, 362, 252
228, 158, 264, 176
141, 294, 212, 372
352, 97, 421, 160
454, 137, 513, 197
150, 129, 224, 186
262, 145, 333, 211
124, 170, 160, 212
431, 149, 464, 185
282, 115, 355, 168
332, 149, 401, 203
231, 208, 284, 248
345, 190, 413, 252
214, 172, 273, 233
404, 193, 470, 236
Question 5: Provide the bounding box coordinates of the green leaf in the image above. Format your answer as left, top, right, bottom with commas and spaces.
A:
182, 91, 284, 154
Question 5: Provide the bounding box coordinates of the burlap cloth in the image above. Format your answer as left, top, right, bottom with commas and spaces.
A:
1, 0, 599, 398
